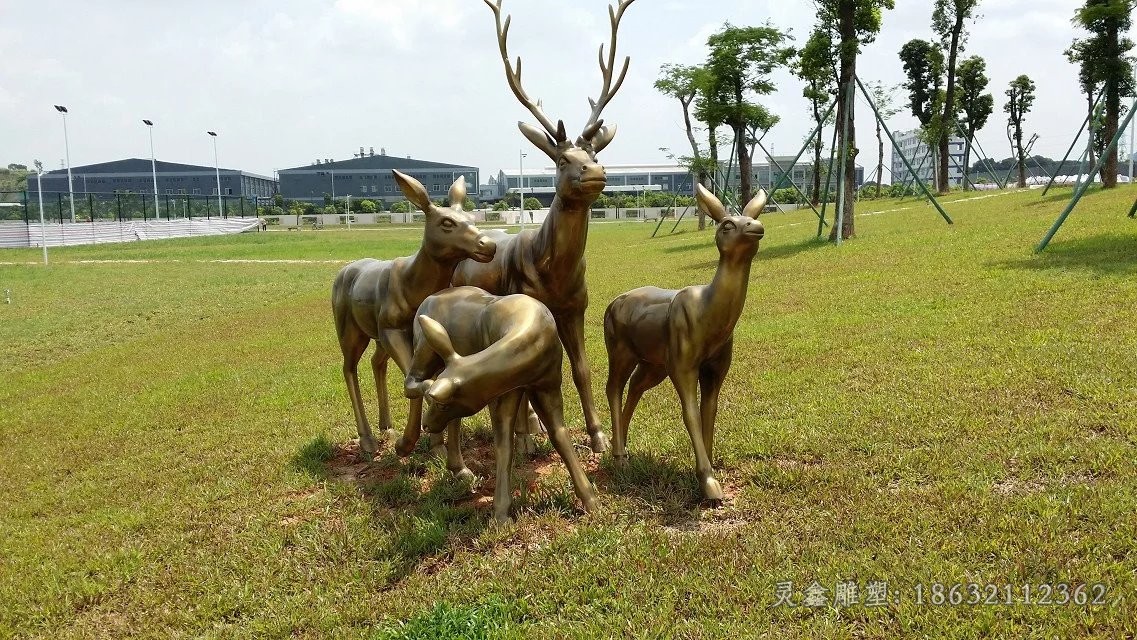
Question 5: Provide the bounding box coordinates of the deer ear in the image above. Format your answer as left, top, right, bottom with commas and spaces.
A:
393, 170, 432, 212
426, 378, 456, 404
695, 183, 728, 224
417, 315, 460, 363
742, 189, 767, 219
590, 123, 617, 154
448, 175, 467, 209
404, 377, 434, 399
519, 122, 558, 160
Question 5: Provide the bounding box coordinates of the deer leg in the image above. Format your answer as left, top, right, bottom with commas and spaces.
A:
557, 312, 608, 453
699, 341, 733, 465
604, 342, 639, 463
530, 387, 599, 514
513, 392, 540, 458
492, 391, 523, 522
670, 368, 723, 505
339, 327, 378, 458
619, 364, 667, 459
370, 349, 397, 442
445, 419, 473, 483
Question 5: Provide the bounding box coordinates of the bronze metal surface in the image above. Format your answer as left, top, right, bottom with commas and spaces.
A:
332, 171, 496, 457
602, 185, 766, 504
446, 0, 639, 454
401, 287, 599, 522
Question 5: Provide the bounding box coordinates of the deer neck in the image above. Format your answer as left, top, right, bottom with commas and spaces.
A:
403, 249, 457, 301
702, 252, 755, 333
460, 326, 548, 404
531, 194, 590, 274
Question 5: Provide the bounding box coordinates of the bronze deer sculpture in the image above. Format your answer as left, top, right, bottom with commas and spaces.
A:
332, 171, 497, 458
401, 287, 600, 522
603, 185, 767, 505
439, 0, 637, 455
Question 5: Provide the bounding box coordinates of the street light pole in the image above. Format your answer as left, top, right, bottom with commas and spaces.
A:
519, 150, 526, 231
53, 105, 76, 223
34, 160, 48, 265
1129, 95, 1135, 182
207, 131, 223, 216
143, 120, 159, 222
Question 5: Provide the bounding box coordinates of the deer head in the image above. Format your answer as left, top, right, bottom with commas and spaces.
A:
696, 184, 766, 260
404, 315, 492, 432
485, 0, 636, 204
393, 170, 496, 263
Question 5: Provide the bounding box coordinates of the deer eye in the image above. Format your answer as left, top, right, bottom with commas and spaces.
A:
440, 218, 456, 231
720, 221, 735, 232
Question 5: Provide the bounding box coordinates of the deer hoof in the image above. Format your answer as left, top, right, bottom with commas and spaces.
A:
380, 428, 399, 442
453, 467, 475, 483
428, 443, 448, 460
493, 508, 513, 524
589, 431, 610, 453
611, 453, 629, 467
358, 435, 379, 460
702, 477, 724, 506
581, 490, 600, 513
393, 436, 416, 458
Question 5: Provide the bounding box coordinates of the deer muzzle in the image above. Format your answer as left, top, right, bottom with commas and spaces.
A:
472, 235, 497, 262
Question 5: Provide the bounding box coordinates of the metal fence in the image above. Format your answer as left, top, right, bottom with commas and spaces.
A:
0, 191, 259, 224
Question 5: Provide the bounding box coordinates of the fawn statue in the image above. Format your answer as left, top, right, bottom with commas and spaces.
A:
401, 287, 600, 522
603, 185, 766, 505
332, 171, 496, 458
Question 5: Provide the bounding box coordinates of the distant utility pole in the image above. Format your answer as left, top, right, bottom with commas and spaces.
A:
53, 105, 76, 223
143, 120, 159, 221
519, 150, 527, 232
34, 160, 48, 264
207, 131, 223, 215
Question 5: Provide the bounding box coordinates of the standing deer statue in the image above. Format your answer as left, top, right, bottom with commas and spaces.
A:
401, 287, 600, 522
603, 185, 767, 505
332, 171, 497, 458
442, 0, 638, 455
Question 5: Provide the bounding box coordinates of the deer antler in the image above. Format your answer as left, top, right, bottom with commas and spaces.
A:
484, 0, 560, 141
582, 0, 637, 137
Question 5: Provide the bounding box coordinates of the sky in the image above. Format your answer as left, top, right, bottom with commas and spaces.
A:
2, 0, 1130, 182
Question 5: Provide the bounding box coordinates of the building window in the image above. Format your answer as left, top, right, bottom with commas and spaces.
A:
178, 189, 186, 194
433, 184, 441, 191
193, 188, 201, 195
165, 189, 173, 194
385, 186, 392, 193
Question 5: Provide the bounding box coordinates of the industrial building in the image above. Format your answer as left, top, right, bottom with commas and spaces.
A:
278, 148, 478, 205
890, 130, 967, 188
26, 158, 277, 199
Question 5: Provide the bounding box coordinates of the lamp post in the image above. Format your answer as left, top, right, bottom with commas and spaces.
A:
1129, 95, 1135, 182
53, 105, 76, 223
207, 131, 223, 216
519, 151, 526, 231
33, 160, 48, 264
143, 120, 159, 222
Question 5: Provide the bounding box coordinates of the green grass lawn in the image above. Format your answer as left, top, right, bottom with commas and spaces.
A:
1, 187, 1135, 638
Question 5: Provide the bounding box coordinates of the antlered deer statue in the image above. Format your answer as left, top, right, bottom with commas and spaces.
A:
402, 287, 600, 523
603, 185, 767, 505
332, 171, 496, 458
444, 0, 638, 454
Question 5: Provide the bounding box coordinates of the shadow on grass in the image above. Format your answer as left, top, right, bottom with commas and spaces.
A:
661, 238, 713, 254
992, 232, 1137, 276
595, 450, 703, 523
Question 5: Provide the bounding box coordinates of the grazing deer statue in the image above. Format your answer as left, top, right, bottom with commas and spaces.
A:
401, 287, 600, 522
447, 0, 638, 454
332, 171, 497, 458
603, 185, 767, 505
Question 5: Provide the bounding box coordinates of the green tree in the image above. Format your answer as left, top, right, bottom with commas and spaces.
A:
956, 55, 994, 189
492, 200, 509, 212
899, 39, 944, 127
390, 200, 412, 214
1004, 75, 1037, 188
796, 27, 838, 206
1071, 0, 1135, 188
358, 199, 378, 213
865, 80, 903, 197
815, 0, 895, 240
463, 197, 477, 211
704, 22, 795, 204
932, 0, 981, 194
523, 197, 542, 211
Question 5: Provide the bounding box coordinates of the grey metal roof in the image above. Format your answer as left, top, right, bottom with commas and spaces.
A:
43, 158, 242, 175
281, 155, 476, 172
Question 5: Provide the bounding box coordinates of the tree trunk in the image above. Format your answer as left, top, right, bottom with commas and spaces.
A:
736, 123, 752, 204
1015, 120, 1027, 188
812, 111, 824, 206
875, 118, 884, 198
1103, 19, 1120, 189
829, 0, 857, 241
680, 95, 709, 229
962, 126, 974, 190
707, 125, 719, 228
939, 17, 964, 195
